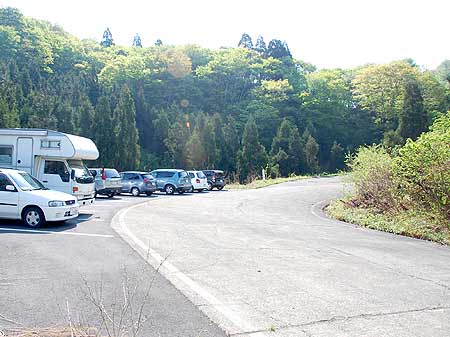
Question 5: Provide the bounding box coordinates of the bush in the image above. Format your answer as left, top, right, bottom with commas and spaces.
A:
394, 112, 450, 221
346, 145, 396, 211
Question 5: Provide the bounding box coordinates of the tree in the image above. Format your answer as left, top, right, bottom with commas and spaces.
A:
100, 28, 114, 47
237, 116, 267, 182
328, 141, 345, 172
254, 35, 266, 55
305, 135, 320, 173
398, 76, 428, 141
132, 33, 142, 47
94, 96, 114, 166
112, 85, 140, 170
0, 95, 19, 128
238, 33, 253, 49
271, 119, 304, 176
185, 130, 206, 169
266, 39, 291, 59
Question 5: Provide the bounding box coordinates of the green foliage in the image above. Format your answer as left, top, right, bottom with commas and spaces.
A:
0, 8, 448, 185
398, 75, 428, 141
237, 116, 268, 182
238, 33, 253, 49
394, 112, 450, 221
100, 28, 114, 47
304, 135, 320, 173
346, 145, 396, 210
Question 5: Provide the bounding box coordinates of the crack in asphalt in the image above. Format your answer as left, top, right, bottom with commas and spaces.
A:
229, 305, 450, 336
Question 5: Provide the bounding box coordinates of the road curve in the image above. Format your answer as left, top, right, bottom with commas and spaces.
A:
115, 177, 450, 337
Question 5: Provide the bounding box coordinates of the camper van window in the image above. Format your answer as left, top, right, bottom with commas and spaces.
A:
67, 160, 94, 184
44, 160, 70, 182
0, 146, 13, 165
41, 140, 61, 149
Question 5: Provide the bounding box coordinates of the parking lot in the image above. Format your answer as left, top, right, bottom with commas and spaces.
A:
2, 178, 450, 337
0, 193, 226, 337
115, 177, 450, 337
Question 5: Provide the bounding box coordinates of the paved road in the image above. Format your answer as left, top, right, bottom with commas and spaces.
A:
118, 177, 450, 337
0, 195, 226, 337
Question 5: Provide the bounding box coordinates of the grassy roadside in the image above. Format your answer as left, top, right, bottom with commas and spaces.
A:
227, 173, 341, 190
227, 176, 307, 189
326, 198, 450, 245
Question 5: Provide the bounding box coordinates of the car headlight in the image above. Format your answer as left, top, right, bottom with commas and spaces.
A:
48, 200, 65, 207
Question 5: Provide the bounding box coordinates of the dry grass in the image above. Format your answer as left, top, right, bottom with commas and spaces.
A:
2, 327, 97, 337
227, 175, 308, 189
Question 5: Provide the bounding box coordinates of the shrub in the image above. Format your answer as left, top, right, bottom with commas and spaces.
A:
346, 145, 396, 211
394, 112, 450, 221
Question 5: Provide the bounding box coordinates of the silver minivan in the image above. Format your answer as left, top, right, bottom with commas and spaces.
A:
120, 171, 157, 197
89, 168, 122, 198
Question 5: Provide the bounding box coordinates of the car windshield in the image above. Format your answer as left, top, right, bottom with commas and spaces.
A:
179, 171, 188, 178
197, 172, 206, 178
105, 169, 120, 178
10, 171, 46, 191
68, 160, 91, 178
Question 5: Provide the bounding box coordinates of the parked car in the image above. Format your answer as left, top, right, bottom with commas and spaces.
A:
120, 171, 157, 197
150, 169, 192, 195
89, 168, 122, 198
187, 170, 208, 192
0, 168, 79, 228
0, 128, 98, 206
203, 170, 226, 190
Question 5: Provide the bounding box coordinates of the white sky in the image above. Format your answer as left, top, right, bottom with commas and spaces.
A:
1, 0, 449, 69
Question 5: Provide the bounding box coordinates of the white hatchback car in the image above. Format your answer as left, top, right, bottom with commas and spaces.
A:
0, 169, 79, 228
187, 170, 208, 192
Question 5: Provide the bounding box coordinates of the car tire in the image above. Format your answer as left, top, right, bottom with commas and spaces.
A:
22, 206, 46, 228
165, 184, 175, 195
190, 186, 194, 193
108, 192, 115, 198
217, 186, 224, 191
131, 187, 140, 197
207, 182, 213, 191
146, 192, 153, 196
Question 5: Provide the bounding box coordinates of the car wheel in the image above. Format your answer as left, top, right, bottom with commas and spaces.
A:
22, 206, 46, 228
217, 186, 224, 191
207, 182, 213, 191
190, 186, 194, 193
108, 192, 115, 198
146, 192, 153, 196
131, 187, 140, 197
165, 184, 175, 195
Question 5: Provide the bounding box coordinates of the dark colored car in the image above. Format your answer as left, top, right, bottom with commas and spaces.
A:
89, 168, 122, 198
203, 170, 226, 190
150, 169, 192, 195
120, 171, 157, 197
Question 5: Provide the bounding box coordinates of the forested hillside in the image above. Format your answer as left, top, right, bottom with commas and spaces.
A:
0, 7, 449, 181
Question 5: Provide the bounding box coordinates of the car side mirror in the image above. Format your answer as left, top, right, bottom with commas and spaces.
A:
5, 185, 16, 192
71, 169, 75, 180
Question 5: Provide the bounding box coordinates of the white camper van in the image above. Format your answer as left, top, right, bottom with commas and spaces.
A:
0, 129, 99, 206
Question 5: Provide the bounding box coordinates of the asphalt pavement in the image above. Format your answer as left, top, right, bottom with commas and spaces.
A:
116, 177, 450, 337
0, 194, 226, 337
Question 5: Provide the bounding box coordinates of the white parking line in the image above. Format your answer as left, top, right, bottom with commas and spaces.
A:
0, 227, 114, 238
114, 203, 267, 337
